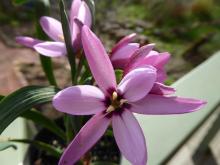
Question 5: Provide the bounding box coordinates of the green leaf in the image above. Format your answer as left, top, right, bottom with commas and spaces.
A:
34, 0, 58, 87
10, 139, 62, 158
12, 0, 29, 5
115, 69, 123, 84
21, 109, 65, 141
0, 142, 17, 151
0, 95, 4, 101
59, 0, 76, 84
0, 86, 59, 134
39, 56, 58, 86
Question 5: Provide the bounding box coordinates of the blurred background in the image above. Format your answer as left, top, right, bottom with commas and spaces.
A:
1, 0, 220, 90
0, 0, 220, 164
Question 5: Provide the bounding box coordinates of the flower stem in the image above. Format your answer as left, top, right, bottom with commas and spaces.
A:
59, 0, 76, 84
35, 0, 58, 87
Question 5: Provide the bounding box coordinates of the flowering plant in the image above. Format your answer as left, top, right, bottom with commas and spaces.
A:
0, 0, 206, 165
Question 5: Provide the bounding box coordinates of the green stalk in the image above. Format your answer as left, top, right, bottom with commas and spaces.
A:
75, 53, 85, 83
35, 0, 58, 86
59, 0, 76, 84
9, 139, 62, 158
59, 0, 78, 143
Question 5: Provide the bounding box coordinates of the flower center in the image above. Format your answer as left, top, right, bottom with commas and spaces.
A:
106, 91, 128, 113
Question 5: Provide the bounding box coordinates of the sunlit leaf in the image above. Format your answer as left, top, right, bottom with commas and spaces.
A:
0, 86, 59, 134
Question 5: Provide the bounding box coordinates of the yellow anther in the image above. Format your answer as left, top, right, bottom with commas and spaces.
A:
112, 91, 118, 101
58, 34, 64, 41
106, 105, 115, 113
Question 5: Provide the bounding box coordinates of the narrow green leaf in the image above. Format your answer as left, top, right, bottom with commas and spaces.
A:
12, 0, 29, 5
105, 129, 114, 137
39, 56, 58, 86
21, 109, 65, 141
0, 142, 17, 151
59, 0, 76, 84
34, 0, 58, 86
0, 95, 4, 101
115, 69, 123, 84
10, 139, 62, 158
64, 115, 74, 143
0, 86, 59, 134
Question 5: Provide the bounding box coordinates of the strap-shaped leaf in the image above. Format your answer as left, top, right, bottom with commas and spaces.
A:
0, 142, 17, 151
12, 0, 29, 5
59, 0, 76, 83
10, 139, 61, 158
35, 0, 58, 86
0, 86, 59, 134
0, 95, 4, 101
21, 109, 65, 140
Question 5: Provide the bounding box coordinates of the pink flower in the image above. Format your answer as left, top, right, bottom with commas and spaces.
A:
125, 44, 170, 83
53, 26, 206, 165
110, 33, 140, 69
110, 34, 170, 83
16, 0, 91, 57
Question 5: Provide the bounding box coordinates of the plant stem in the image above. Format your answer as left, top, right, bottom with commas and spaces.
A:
59, 0, 76, 84
35, 0, 58, 87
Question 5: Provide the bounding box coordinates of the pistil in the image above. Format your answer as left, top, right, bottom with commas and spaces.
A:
106, 91, 128, 113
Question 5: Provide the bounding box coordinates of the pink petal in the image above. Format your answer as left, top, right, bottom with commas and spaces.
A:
117, 66, 156, 102
131, 44, 155, 59
71, 1, 92, 50
127, 51, 158, 72
82, 26, 116, 95
154, 52, 170, 69
130, 94, 206, 115
34, 42, 66, 57
71, 18, 83, 51
70, 0, 81, 21
111, 43, 139, 69
112, 110, 147, 165
156, 68, 167, 83
59, 112, 110, 165
16, 36, 42, 48
40, 16, 63, 42
150, 82, 176, 95
132, 59, 167, 83
111, 33, 137, 54
53, 85, 106, 115
77, 1, 92, 27
124, 44, 155, 74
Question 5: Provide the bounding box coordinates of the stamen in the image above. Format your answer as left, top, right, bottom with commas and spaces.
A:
106, 92, 129, 113
106, 105, 115, 113
112, 91, 118, 101
120, 99, 128, 106
58, 34, 64, 41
